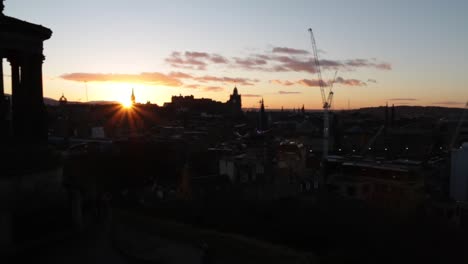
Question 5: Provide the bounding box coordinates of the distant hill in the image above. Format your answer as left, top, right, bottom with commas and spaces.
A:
43, 97, 59, 106
4, 94, 118, 106
85, 100, 119, 105
353, 105, 465, 119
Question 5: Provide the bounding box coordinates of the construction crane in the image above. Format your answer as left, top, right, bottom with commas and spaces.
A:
309, 28, 335, 160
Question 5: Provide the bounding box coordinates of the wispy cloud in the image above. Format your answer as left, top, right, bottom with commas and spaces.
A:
272, 77, 366, 88
334, 77, 367, 87
388, 98, 418, 101
270, 80, 295, 86
233, 57, 268, 68
183, 84, 224, 92
165, 51, 229, 70
169, 71, 193, 79
272, 47, 309, 55
296, 79, 327, 87
279, 91, 301, 94
166, 48, 392, 74
367, 79, 377, 83
184, 84, 199, 89
60, 71, 256, 90
231, 54, 391, 73
195, 75, 258, 86
60, 72, 183, 87
203, 86, 224, 92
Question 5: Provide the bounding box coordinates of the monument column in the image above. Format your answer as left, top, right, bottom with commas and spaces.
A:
0, 58, 4, 137
10, 58, 23, 138
0, 59, 4, 99
21, 54, 47, 142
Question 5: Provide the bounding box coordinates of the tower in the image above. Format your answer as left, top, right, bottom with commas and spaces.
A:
258, 98, 268, 131
228, 86, 242, 115
59, 93, 67, 106
131, 88, 135, 105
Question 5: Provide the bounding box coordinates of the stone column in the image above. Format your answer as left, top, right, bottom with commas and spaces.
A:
0, 58, 4, 137
10, 58, 23, 139
31, 55, 47, 142
0, 58, 4, 99
8, 54, 47, 143
20, 54, 46, 142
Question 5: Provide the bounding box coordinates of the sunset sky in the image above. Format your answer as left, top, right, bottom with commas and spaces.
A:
2, 0, 467, 109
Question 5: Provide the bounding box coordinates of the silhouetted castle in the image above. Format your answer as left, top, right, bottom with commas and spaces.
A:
164, 86, 243, 116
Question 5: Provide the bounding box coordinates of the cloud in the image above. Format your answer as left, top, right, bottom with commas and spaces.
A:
388, 98, 418, 101
165, 51, 229, 70
279, 91, 302, 94
231, 54, 390, 74
242, 94, 262, 98
167, 48, 391, 74
296, 79, 327, 87
344, 59, 391, 70
195, 75, 258, 86
334, 77, 367, 86
169, 71, 193, 79
184, 84, 199, 89
60, 72, 183, 87
367, 79, 377, 83
272, 47, 309, 55
272, 77, 366, 88
61, 71, 257, 91
203, 86, 224, 92
183, 84, 223, 92
233, 57, 268, 68
270, 80, 295, 86
210, 55, 229, 64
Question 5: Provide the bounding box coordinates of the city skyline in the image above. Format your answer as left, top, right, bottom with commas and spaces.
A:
2, 0, 467, 109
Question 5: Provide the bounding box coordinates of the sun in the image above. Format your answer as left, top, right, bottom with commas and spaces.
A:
120, 99, 133, 109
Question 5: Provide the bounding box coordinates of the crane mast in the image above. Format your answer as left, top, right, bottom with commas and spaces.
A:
309, 28, 334, 160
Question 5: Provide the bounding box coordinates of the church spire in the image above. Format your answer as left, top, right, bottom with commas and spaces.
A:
131, 88, 135, 105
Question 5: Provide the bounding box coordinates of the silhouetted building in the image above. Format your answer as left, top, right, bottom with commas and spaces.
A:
227, 86, 242, 115
331, 159, 425, 212
59, 93, 67, 105
258, 98, 268, 130
0, 2, 52, 143
163, 86, 244, 117
131, 88, 135, 105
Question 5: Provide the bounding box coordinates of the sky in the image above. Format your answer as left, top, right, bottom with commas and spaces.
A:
2, 0, 468, 109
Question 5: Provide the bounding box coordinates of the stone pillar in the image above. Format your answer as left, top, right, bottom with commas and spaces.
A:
20, 54, 46, 143
8, 54, 47, 143
10, 58, 23, 139
0, 58, 4, 137
0, 58, 4, 99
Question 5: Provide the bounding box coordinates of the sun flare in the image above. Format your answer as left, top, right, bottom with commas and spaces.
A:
120, 99, 133, 108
